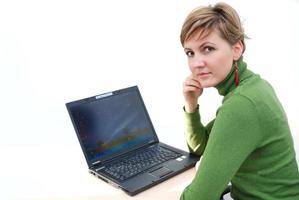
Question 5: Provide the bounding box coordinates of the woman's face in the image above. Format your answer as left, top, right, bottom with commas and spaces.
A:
183, 29, 242, 88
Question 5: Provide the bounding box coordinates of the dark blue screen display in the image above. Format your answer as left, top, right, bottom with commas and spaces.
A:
70, 90, 156, 161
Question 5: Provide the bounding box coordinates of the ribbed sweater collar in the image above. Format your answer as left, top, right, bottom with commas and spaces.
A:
215, 56, 248, 96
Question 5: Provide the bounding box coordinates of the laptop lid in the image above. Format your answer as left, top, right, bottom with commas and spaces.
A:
66, 86, 159, 167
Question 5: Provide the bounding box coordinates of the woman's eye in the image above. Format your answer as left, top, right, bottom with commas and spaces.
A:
203, 46, 215, 53
185, 51, 194, 57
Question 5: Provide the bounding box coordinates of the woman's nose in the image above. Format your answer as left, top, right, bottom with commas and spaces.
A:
189, 56, 205, 70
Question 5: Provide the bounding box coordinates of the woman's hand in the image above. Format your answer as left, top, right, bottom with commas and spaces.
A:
183, 74, 203, 113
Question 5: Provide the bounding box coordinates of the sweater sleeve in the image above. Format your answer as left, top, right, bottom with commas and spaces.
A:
181, 95, 262, 200
184, 106, 215, 156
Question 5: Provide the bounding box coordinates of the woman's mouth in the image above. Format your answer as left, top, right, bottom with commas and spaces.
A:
198, 72, 212, 77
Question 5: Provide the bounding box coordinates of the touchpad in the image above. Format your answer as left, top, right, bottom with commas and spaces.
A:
149, 167, 173, 178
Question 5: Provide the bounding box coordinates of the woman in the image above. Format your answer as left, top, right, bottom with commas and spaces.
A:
180, 2, 299, 200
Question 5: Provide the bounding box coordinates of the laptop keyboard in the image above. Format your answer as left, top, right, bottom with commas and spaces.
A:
102, 145, 182, 181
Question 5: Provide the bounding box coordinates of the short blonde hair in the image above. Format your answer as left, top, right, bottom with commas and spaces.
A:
180, 2, 247, 53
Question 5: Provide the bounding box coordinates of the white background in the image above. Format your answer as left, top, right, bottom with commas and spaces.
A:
0, 0, 298, 199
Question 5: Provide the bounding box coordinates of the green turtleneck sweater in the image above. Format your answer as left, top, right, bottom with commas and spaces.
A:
180, 58, 299, 200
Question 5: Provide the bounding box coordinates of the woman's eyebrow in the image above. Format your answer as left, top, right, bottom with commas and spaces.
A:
199, 42, 216, 48
184, 42, 216, 51
184, 47, 192, 51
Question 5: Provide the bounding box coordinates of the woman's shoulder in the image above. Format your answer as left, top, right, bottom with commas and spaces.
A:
220, 75, 284, 121
226, 73, 276, 105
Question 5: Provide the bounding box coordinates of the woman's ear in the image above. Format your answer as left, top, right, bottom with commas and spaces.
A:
232, 41, 244, 61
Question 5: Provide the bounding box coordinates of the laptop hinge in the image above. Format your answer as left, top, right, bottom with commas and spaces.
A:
148, 140, 157, 145
91, 160, 101, 166
90, 140, 159, 168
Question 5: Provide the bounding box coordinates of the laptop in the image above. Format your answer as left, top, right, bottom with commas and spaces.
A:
66, 86, 199, 196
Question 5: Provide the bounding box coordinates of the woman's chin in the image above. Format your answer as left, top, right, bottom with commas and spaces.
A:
200, 82, 217, 88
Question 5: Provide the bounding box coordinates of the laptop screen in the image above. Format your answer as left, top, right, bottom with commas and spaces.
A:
67, 86, 158, 164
